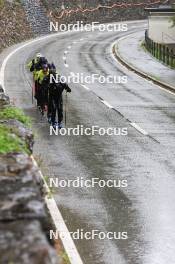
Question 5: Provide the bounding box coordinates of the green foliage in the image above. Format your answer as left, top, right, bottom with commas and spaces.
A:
0, 0, 4, 9
0, 125, 29, 154
60, 251, 71, 264
170, 16, 175, 27
0, 106, 31, 127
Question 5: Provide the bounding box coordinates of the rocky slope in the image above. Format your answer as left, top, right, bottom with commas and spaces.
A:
0, 0, 33, 53
43, 0, 175, 25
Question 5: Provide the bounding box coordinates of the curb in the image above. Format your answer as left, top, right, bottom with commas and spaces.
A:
112, 37, 175, 94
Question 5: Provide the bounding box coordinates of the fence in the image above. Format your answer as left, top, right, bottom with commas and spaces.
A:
145, 30, 175, 69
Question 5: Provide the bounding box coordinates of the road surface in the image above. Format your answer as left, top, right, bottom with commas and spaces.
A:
3, 21, 175, 264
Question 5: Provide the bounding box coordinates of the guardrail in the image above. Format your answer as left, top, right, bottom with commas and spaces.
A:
145, 30, 175, 69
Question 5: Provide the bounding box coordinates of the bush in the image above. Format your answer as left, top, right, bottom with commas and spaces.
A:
0, 106, 31, 127
0, 125, 29, 154
0, 0, 4, 8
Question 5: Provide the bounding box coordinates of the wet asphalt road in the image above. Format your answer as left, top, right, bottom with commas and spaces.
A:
4, 21, 175, 264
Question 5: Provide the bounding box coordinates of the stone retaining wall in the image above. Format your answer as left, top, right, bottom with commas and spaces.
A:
0, 91, 61, 264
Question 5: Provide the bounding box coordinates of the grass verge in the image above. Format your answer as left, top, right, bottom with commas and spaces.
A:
0, 125, 29, 154
0, 106, 31, 127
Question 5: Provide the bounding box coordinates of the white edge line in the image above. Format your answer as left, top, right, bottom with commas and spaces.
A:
31, 156, 83, 264
130, 123, 148, 135
101, 100, 113, 109
0, 30, 84, 264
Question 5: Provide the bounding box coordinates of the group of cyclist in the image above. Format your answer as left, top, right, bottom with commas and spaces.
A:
27, 53, 71, 129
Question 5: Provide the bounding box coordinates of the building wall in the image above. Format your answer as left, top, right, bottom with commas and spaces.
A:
148, 13, 175, 44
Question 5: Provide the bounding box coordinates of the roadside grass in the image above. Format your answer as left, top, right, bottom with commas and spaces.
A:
150, 75, 161, 81
0, 0, 4, 8
43, 175, 55, 199
0, 125, 29, 154
140, 41, 147, 52
0, 106, 31, 127
60, 250, 71, 264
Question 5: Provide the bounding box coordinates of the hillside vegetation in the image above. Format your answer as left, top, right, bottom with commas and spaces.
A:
0, 0, 33, 53
42, 0, 175, 24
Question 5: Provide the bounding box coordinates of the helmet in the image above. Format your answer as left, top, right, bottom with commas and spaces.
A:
36, 53, 43, 58
42, 64, 48, 70
50, 63, 56, 70
49, 63, 56, 72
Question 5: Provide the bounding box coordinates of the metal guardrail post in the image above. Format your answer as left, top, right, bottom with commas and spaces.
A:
163, 45, 166, 63
170, 49, 174, 68
166, 47, 169, 66
144, 30, 175, 68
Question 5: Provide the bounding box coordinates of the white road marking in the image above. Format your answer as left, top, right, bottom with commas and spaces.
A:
73, 41, 77, 44
68, 46, 72, 49
101, 100, 113, 109
130, 123, 148, 135
159, 86, 175, 96
63, 56, 66, 61
80, 38, 84, 41
64, 50, 68, 54
81, 84, 90, 90
64, 63, 69, 68
0, 31, 84, 264
31, 156, 83, 264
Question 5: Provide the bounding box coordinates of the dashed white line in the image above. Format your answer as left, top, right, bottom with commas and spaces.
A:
68, 46, 72, 49
73, 41, 77, 44
63, 56, 66, 61
130, 123, 148, 135
64, 63, 69, 68
101, 100, 114, 109
64, 50, 68, 54
80, 38, 84, 41
81, 84, 90, 90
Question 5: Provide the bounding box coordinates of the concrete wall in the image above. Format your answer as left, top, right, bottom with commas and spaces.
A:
148, 13, 175, 44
